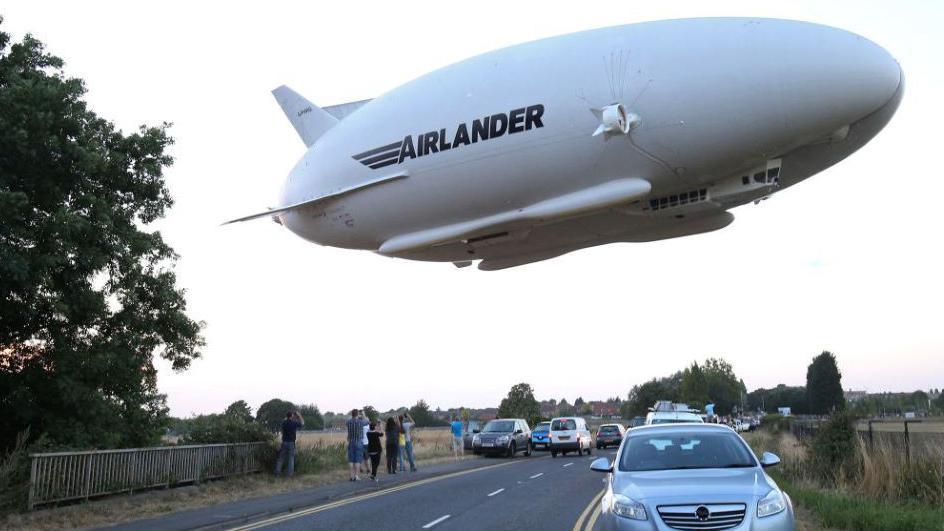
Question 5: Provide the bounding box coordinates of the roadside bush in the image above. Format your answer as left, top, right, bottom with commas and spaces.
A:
181, 414, 273, 444
808, 411, 859, 484
0, 430, 30, 514
759, 413, 789, 433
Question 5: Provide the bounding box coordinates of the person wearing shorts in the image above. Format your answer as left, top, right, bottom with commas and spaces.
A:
345, 409, 368, 481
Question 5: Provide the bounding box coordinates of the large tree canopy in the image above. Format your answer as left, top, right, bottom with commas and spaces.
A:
0, 21, 203, 450
806, 351, 845, 414
497, 382, 541, 426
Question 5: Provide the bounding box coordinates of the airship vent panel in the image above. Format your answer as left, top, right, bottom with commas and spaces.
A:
644, 189, 708, 211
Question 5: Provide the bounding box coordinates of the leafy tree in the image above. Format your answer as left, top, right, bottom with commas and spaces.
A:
181, 414, 272, 444
679, 361, 710, 406
747, 385, 809, 414
621, 372, 683, 417
256, 398, 296, 432
297, 404, 324, 430
224, 400, 253, 423
557, 399, 574, 416
574, 397, 585, 407
701, 358, 746, 415
0, 22, 203, 450
580, 403, 593, 415
361, 405, 379, 423
497, 383, 541, 425
806, 351, 845, 414
408, 399, 446, 427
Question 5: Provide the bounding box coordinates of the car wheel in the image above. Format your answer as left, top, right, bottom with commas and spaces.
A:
507, 442, 515, 458
551, 451, 557, 458
525, 444, 532, 457
586, 447, 592, 455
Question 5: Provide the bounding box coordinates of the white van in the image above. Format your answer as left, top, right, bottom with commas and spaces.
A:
549, 416, 592, 457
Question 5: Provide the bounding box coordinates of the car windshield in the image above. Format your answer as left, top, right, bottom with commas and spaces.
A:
600, 426, 620, 433
619, 431, 756, 472
552, 419, 576, 431
483, 420, 515, 433
534, 423, 550, 432
651, 419, 701, 425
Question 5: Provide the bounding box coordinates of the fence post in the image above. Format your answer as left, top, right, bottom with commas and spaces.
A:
868, 420, 874, 450
165, 447, 171, 488
84, 453, 93, 501
903, 420, 910, 465
27, 455, 38, 511
195, 446, 203, 484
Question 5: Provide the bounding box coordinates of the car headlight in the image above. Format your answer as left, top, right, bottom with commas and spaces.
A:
472, 435, 480, 444
497, 435, 509, 443
757, 489, 787, 518
611, 494, 647, 521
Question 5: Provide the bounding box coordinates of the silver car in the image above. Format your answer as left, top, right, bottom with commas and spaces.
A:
590, 424, 794, 530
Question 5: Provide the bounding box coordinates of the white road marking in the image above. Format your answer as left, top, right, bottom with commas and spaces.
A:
562, 462, 574, 467
530, 473, 544, 479
487, 488, 504, 497
422, 515, 451, 528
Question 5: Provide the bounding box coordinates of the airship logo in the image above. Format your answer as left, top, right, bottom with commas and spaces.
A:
352, 104, 545, 170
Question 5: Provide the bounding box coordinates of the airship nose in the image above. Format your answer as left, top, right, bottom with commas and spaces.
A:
780, 24, 902, 134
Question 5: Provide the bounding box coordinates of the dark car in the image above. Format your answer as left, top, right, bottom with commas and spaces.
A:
462, 420, 483, 451
472, 419, 532, 457
595, 423, 626, 449
530, 421, 551, 451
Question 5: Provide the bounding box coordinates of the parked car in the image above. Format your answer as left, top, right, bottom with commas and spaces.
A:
645, 410, 704, 425
531, 421, 551, 451
596, 423, 626, 449
590, 424, 795, 530
472, 419, 532, 457
462, 420, 483, 451
549, 416, 592, 457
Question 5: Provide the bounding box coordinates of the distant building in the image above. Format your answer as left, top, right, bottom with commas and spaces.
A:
844, 389, 867, 402
591, 401, 619, 418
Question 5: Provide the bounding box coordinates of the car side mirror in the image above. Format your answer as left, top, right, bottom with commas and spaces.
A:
472, 429, 480, 434
590, 457, 613, 473
760, 452, 781, 468
515, 429, 523, 434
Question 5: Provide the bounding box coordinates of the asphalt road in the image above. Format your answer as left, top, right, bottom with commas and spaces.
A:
222, 450, 614, 531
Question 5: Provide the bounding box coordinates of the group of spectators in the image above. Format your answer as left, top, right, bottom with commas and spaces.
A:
346, 409, 417, 481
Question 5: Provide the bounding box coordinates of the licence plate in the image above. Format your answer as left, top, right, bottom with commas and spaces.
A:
559, 436, 570, 440
482, 442, 494, 447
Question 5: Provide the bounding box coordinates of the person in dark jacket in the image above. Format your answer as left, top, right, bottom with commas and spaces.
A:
385, 417, 400, 474
366, 421, 384, 481
274, 411, 304, 477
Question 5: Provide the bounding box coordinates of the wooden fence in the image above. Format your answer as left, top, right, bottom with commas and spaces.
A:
28, 442, 269, 510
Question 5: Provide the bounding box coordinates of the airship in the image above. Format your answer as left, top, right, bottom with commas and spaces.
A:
226, 18, 902, 270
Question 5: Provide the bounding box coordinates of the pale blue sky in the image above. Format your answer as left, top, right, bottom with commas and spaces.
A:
4, 1, 942, 416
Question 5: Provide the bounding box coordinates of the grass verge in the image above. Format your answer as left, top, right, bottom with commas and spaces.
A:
770, 470, 944, 531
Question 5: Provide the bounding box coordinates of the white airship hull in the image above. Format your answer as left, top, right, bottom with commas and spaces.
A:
233, 18, 903, 270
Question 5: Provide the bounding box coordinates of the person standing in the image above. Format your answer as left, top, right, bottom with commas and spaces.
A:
401, 412, 417, 472
359, 411, 370, 475
345, 409, 368, 481
366, 421, 384, 481
450, 416, 464, 459
274, 410, 304, 477
385, 416, 400, 474
397, 415, 408, 472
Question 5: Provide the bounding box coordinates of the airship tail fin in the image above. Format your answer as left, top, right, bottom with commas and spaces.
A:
271, 85, 339, 147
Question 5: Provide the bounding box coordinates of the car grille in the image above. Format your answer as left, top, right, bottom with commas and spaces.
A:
657, 504, 746, 530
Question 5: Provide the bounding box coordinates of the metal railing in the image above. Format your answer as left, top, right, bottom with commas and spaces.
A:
28, 442, 269, 510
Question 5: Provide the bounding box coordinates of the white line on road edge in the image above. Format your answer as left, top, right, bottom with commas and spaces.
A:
487, 488, 504, 497
530, 473, 544, 479
423, 515, 451, 528
562, 462, 574, 467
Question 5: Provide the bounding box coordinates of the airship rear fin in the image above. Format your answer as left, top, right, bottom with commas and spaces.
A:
271, 85, 339, 147
323, 99, 373, 121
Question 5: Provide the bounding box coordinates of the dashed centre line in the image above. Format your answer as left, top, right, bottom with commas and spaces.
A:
423, 514, 451, 528
563, 462, 574, 467
487, 488, 504, 497
530, 473, 544, 479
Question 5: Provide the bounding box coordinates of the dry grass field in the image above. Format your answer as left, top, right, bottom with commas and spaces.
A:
294, 427, 457, 460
